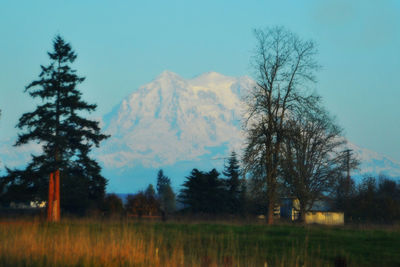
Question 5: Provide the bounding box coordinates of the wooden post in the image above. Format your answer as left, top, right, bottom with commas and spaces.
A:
47, 172, 54, 221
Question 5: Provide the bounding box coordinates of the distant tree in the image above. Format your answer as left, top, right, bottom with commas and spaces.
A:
280, 102, 348, 222
243, 26, 320, 224
332, 174, 357, 221
156, 169, 176, 217
179, 168, 225, 214
348, 176, 400, 223
223, 151, 241, 214
352, 177, 378, 221
376, 177, 400, 222
246, 175, 268, 215
61, 172, 90, 215
156, 169, 170, 195
0, 168, 38, 205
237, 177, 249, 215
126, 186, 160, 217
126, 192, 148, 217
145, 184, 156, 199
0, 36, 109, 214
103, 194, 124, 217
144, 184, 159, 215
159, 185, 176, 219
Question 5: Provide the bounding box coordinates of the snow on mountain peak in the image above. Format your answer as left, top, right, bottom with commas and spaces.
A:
155, 70, 184, 83
98, 71, 249, 169
346, 142, 400, 178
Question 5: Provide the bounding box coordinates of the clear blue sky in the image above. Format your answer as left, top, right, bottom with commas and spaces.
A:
1, 0, 399, 161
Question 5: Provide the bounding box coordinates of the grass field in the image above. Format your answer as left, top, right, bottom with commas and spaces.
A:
0, 219, 399, 266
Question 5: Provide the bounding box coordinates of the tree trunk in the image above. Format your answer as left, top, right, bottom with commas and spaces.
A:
298, 202, 306, 223
267, 201, 274, 225
54, 169, 60, 221
47, 170, 61, 222
47, 172, 54, 221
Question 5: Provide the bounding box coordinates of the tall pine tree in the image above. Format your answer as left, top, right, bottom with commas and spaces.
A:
179, 168, 225, 214
223, 151, 241, 214
156, 169, 170, 195
156, 169, 176, 217
0, 36, 109, 214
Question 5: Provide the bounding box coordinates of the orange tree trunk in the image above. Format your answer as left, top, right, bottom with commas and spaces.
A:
54, 169, 60, 221
47, 172, 54, 221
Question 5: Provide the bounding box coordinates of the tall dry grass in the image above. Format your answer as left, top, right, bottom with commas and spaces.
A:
0, 219, 332, 267
2, 218, 398, 266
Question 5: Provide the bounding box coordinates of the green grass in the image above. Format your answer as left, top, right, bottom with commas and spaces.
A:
0, 219, 399, 266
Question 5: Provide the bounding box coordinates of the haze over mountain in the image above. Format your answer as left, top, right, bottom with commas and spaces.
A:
1, 71, 399, 192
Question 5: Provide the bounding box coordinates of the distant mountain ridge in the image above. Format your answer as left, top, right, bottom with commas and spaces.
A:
347, 142, 400, 179
98, 71, 254, 170
1, 71, 399, 192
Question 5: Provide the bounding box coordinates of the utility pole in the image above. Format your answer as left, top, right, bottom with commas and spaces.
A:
345, 149, 351, 184
342, 149, 353, 222
342, 149, 352, 197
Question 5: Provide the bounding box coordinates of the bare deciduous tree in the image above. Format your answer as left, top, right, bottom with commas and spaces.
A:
280, 103, 347, 222
243, 26, 319, 224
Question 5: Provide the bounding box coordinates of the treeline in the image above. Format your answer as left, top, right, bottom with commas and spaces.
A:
102, 170, 176, 220
102, 152, 245, 218
103, 151, 400, 224
334, 175, 400, 223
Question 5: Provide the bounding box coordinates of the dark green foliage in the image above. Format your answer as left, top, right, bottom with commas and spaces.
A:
145, 184, 156, 199
159, 184, 176, 215
245, 176, 268, 215
156, 169, 176, 215
125, 187, 160, 217
126, 193, 148, 217
222, 151, 242, 214
332, 175, 357, 220
376, 178, 400, 221
354, 176, 400, 223
102, 194, 124, 216
0, 167, 41, 205
179, 168, 226, 214
0, 36, 109, 213
333, 175, 400, 223
156, 169, 170, 195
61, 172, 89, 215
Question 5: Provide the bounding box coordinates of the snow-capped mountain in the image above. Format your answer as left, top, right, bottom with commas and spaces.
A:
1, 71, 399, 192
347, 142, 400, 178
98, 71, 254, 170
96, 71, 400, 191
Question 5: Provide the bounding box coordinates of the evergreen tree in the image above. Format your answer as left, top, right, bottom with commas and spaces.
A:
223, 151, 241, 214
156, 169, 175, 216
156, 169, 170, 195
160, 184, 176, 214
145, 184, 156, 199
0, 36, 109, 213
179, 168, 225, 214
